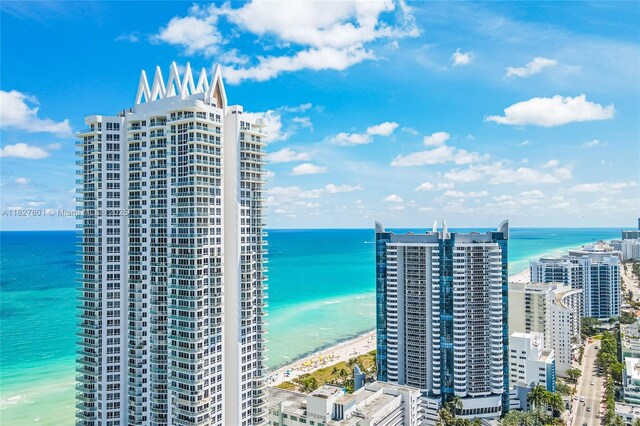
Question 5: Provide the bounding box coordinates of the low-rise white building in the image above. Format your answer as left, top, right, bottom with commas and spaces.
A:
509, 282, 582, 377
624, 357, 640, 406
266, 382, 423, 426
616, 402, 640, 425
509, 332, 556, 394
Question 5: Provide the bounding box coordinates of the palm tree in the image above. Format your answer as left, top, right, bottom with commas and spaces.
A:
527, 384, 547, 412
545, 392, 564, 417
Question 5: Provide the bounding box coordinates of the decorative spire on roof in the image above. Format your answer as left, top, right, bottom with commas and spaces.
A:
135, 61, 227, 108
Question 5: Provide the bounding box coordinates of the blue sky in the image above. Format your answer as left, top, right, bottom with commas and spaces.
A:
1, 1, 638, 230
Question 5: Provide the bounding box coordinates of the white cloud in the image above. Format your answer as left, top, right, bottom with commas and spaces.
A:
542, 159, 559, 168
291, 116, 313, 129
452, 48, 473, 66
0, 143, 51, 159
243, 109, 288, 142
291, 163, 327, 175
582, 139, 601, 148
415, 181, 454, 191
284, 103, 313, 113
444, 161, 573, 185
383, 194, 403, 203
423, 131, 450, 146
330, 131, 372, 146
520, 140, 530, 146
223, 46, 376, 84
389, 205, 405, 211
115, 32, 140, 43
0, 90, 72, 137
486, 95, 615, 127
15, 177, 30, 185
330, 121, 399, 146
324, 183, 363, 194
521, 190, 544, 198
267, 183, 363, 202
153, 4, 222, 57
268, 148, 312, 163
366, 121, 399, 136
442, 190, 488, 198
506, 57, 557, 78
570, 181, 638, 193
156, 1, 418, 83
391, 145, 485, 167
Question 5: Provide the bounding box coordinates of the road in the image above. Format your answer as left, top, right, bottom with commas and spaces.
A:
571, 341, 605, 426
622, 263, 640, 303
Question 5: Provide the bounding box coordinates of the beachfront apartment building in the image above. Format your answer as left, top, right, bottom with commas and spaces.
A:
611, 239, 640, 261
508, 282, 581, 376
375, 220, 509, 425
530, 248, 620, 320
508, 332, 556, 394
76, 62, 268, 426
265, 382, 423, 426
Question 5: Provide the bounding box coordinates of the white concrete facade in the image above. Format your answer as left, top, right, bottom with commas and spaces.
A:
530, 249, 620, 320
265, 382, 423, 426
76, 63, 268, 426
508, 332, 555, 393
509, 282, 581, 377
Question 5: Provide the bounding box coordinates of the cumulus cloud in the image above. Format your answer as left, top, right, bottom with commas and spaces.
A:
444, 161, 573, 185
391, 145, 486, 167
0, 143, 51, 159
542, 159, 559, 168
582, 139, 601, 148
486, 95, 615, 127
0, 90, 72, 137
242, 109, 288, 142
15, 177, 30, 185
268, 147, 312, 163
442, 190, 488, 198
383, 194, 403, 203
452, 48, 473, 66
155, 1, 418, 83
366, 121, 399, 136
423, 131, 450, 146
153, 4, 222, 57
570, 181, 638, 193
506, 57, 557, 78
330, 121, 399, 146
291, 163, 327, 175
267, 183, 363, 201
415, 181, 455, 191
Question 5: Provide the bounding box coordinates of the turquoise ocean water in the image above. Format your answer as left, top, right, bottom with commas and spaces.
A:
0, 227, 623, 424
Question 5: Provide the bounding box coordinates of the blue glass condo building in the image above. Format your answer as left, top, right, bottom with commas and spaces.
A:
375, 220, 509, 424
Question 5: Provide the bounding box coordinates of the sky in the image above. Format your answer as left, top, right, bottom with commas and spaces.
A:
0, 1, 639, 230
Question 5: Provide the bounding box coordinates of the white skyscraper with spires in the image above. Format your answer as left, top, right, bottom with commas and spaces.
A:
76, 62, 268, 426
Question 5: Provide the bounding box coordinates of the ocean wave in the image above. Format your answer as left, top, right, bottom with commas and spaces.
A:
323, 300, 342, 305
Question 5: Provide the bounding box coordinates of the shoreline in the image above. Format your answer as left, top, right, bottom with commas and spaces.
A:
270, 267, 536, 387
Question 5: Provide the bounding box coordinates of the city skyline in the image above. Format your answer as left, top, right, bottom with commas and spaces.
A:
1, 1, 639, 231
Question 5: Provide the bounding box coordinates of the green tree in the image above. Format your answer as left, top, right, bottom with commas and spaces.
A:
527, 384, 547, 412
581, 316, 600, 337
565, 368, 582, 384
545, 392, 564, 417
555, 382, 574, 397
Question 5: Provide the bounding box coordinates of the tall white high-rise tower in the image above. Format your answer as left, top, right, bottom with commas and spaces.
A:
76, 62, 268, 426
375, 220, 510, 425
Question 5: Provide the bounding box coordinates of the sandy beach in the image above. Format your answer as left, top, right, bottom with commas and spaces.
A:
509, 268, 531, 283
270, 269, 533, 387
268, 330, 376, 386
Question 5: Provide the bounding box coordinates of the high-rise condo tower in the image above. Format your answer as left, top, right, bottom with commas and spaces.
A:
375, 220, 509, 425
76, 62, 268, 426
